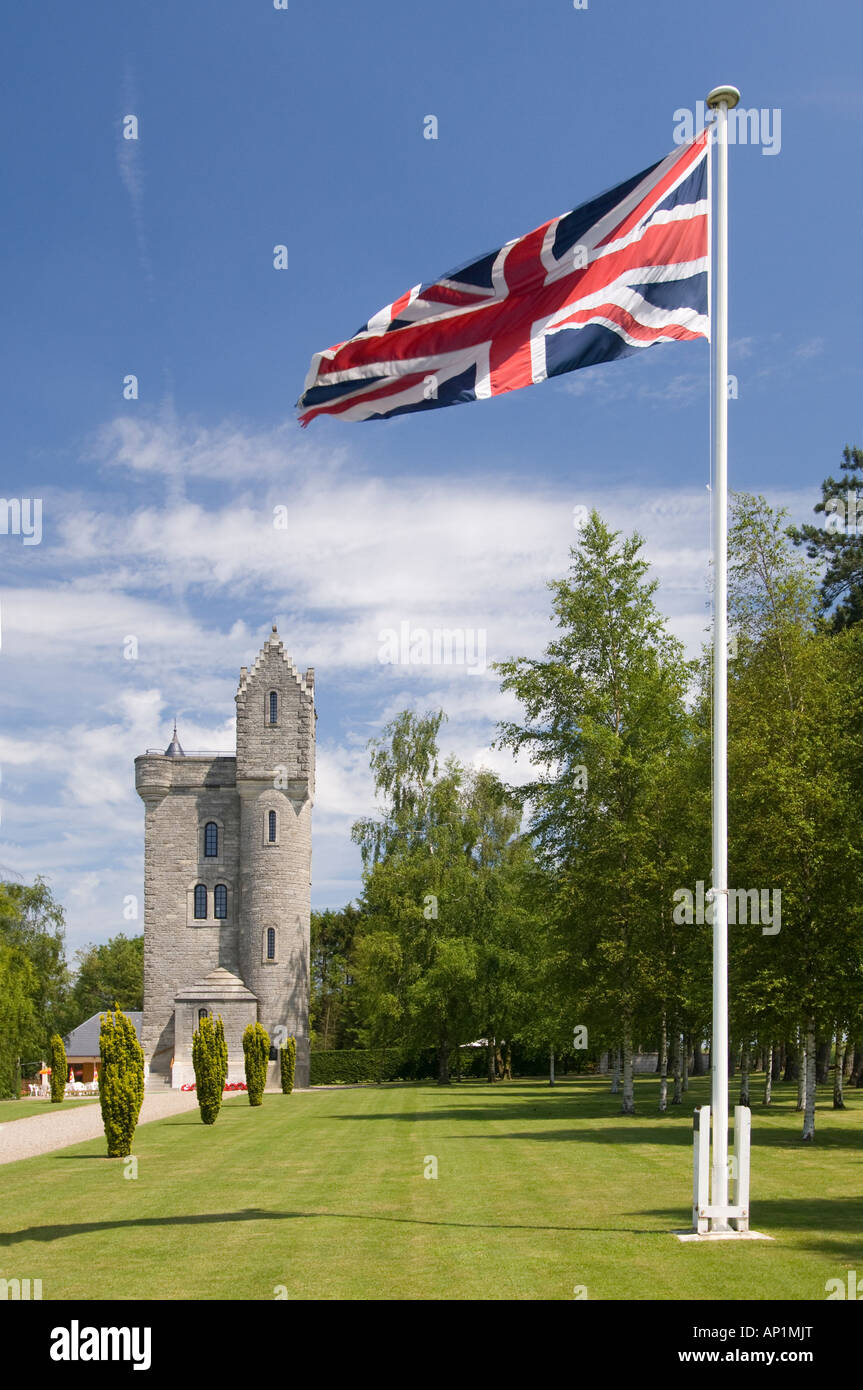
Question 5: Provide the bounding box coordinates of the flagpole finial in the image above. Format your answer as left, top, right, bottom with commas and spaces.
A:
706, 85, 740, 109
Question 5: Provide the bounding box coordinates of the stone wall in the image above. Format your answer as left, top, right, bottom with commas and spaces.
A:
137, 756, 240, 1074
172, 994, 257, 1089
236, 631, 314, 1088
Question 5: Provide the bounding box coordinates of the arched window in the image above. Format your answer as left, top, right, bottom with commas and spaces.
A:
268, 810, 277, 843
266, 928, 276, 960
198, 1008, 209, 1025
269, 691, 278, 724
194, 884, 208, 919
204, 822, 218, 857
214, 884, 227, 919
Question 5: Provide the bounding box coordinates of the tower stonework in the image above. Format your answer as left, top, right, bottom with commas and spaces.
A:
136, 627, 315, 1089
236, 628, 315, 1087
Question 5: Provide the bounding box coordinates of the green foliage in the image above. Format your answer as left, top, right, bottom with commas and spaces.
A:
496, 512, 697, 1111
788, 443, 863, 630
310, 906, 363, 1049
243, 1022, 269, 1106
192, 1014, 227, 1125
49, 1033, 67, 1103
309, 1045, 591, 1086
351, 710, 545, 1085
280, 1035, 297, 1094
0, 942, 38, 1098
725, 495, 863, 1071
98, 1004, 145, 1157
69, 934, 143, 1019
311, 1048, 404, 1085
0, 878, 70, 1084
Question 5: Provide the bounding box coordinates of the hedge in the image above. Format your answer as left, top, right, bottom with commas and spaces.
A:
309, 1045, 593, 1086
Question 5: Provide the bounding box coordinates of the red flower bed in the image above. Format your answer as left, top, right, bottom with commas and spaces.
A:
178, 1081, 248, 1092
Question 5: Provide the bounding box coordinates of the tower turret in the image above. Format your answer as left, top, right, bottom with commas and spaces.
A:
235, 624, 315, 1085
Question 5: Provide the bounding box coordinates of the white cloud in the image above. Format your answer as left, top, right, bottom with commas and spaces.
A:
795, 337, 825, 361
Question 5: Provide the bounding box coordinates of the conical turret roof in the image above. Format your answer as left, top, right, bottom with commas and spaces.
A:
164, 721, 185, 757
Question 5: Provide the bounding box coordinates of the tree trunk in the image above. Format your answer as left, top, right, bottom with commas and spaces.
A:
487, 1036, 496, 1084
850, 1041, 863, 1087
833, 1030, 846, 1110
802, 1020, 816, 1140
682, 1033, 690, 1092
658, 1012, 668, 1113
437, 1037, 451, 1086
795, 1029, 805, 1110
671, 1030, 683, 1105
739, 1040, 750, 1107
772, 1044, 783, 1084
693, 1041, 709, 1076
549, 1048, 555, 1087
610, 1046, 621, 1094
503, 1041, 512, 1081
494, 1042, 505, 1080
620, 1017, 635, 1115
762, 1041, 773, 1106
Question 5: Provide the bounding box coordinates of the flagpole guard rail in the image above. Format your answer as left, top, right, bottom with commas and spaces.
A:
692, 1104, 751, 1234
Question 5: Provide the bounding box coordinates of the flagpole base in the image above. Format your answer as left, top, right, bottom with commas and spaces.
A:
688, 1104, 765, 1238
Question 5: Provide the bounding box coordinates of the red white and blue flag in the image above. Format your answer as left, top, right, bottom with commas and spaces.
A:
297, 132, 709, 426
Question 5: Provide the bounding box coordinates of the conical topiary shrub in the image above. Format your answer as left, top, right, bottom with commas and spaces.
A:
243, 1022, 269, 1106
50, 1033, 67, 1104
280, 1035, 296, 1095
192, 1013, 227, 1125
214, 1014, 228, 1093
98, 1004, 145, 1157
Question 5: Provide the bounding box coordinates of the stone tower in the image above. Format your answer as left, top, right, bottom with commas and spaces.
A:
136, 626, 315, 1088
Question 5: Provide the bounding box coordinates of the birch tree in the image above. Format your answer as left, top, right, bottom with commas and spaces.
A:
352, 711, 540, 1082
496, 513, 691, 1115
725, 495, 863, 1140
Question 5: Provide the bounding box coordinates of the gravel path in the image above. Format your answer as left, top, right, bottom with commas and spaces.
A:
0, 1091, 203, 1166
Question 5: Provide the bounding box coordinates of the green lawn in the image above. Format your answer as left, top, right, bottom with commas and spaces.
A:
0, 1075, 860, 1300
0, 1098, 99, 1123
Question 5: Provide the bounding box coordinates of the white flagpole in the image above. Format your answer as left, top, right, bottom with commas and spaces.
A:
706, 83, 739, 1233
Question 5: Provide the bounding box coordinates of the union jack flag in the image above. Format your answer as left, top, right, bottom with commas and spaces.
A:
297, 132, 709, 426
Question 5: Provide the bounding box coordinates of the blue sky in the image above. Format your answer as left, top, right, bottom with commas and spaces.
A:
1, 0, 860, 955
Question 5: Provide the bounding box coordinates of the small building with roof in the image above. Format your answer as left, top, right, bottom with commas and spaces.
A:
63, 1011, 144, 1083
